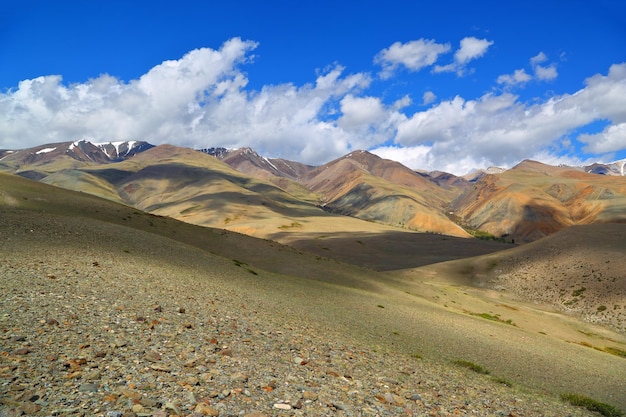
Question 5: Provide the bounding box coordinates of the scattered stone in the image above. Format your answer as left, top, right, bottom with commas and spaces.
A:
302, 391, 317, 400
230, 371, 248, 383
165, 401, 182, 415
78, 383, 99, 392
273, 403, 292, 410
194, 403, 219, 416
149, 364, 171, 372
144, 351, 162, 362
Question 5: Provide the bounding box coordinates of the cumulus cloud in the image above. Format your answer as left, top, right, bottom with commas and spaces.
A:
498, 52, 558, 87
383, 62, 626, 173
422, 91, 436, 105
374, 39, 451, 79
579, 123, 626, 153
433, 37, 494, 75
497, 69, 532, 86
1, 37, 625, 176
0, 38, 370, 165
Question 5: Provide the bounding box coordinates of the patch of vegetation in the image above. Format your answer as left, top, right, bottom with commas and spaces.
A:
492, 377, 513, 387
453, 360, 490, 375
463, 228, 512, 243
597, 305, 607, 312
232, 259, 258, 275
411, 352, 423, 360
469, 311, 516, 326
572, 287, 587, 297
278, 222, 302, 230
377, 304, 385, 309
560, 393, 624, 417
604, 347, 626, 359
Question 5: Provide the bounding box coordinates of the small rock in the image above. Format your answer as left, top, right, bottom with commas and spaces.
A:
46, 318, 59, 326
131, 404, 144, 413
194, 403, 219, 416
230, 371, 248, 383
178, 307, 186, 314
106, 412, 123, 417
273, 403, 292, 410
149, 364, 171, 372
78, 383, 99, 392
85, 370, 101, 380
409, 393, 422, 401
144, 351, 162, 362
165, 401, 181, 415
302, 391, 317, 400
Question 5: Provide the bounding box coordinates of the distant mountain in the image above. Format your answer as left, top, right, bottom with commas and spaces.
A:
94, 140, 155, 160
582, 159, 626, 176
0, 139, 153, 180
462, 166, 507, 182
452, 160, 626, 243
201, 146, 315, 180
299, 150, 469, 237
3, 140, 626, 244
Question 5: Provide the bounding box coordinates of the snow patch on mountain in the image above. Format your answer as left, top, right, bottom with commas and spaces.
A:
36, 147, 57, 154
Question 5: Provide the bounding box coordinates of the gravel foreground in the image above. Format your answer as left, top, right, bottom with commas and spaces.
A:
0, 211, 598, 416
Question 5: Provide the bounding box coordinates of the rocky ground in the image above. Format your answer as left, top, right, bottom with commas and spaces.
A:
0, 209, 613, 416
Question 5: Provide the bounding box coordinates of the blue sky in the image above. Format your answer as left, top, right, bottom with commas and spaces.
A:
1, 0, 625, 174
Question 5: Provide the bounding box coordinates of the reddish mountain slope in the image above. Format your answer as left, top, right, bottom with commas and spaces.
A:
453, 160, 626, 242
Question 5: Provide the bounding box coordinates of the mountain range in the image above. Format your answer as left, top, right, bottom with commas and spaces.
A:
2, 139, 625, 245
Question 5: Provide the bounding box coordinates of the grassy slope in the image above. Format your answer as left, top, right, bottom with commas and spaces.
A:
1, 172, 625, 409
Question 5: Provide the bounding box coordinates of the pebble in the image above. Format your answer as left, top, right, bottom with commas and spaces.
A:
78, 383, 99, 392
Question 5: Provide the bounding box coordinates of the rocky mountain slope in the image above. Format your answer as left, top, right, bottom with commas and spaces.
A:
1, 172, 625, 415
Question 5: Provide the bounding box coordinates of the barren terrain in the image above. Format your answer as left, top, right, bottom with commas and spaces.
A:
1, 173, 626, 416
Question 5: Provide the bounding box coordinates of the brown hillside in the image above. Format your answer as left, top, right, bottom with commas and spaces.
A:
453, 160, 626, 242
302, 151, 469, 237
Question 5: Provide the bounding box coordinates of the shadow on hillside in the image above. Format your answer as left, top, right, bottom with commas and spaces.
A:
276, 230, 514, 271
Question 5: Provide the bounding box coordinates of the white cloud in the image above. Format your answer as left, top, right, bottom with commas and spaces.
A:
454, 37, 494, 64
433, 37, 493, 75
534, 64, 558, 81
497, 69, 532, 86
1, 37, 625, 176
388, 63, 626, 173
530, 52, 548, 66
579, 122, 626, 153
374, 39, 451, 79
497, 52, 558, 88
422, 91, 436, 105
